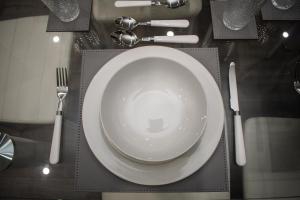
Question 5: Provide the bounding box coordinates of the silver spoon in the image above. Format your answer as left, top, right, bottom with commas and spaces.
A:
294, 64, 300, 94
294, 81, 300, 94
115, 16, 189, 30
111, 30, 199, 47
115, 0, 187, 8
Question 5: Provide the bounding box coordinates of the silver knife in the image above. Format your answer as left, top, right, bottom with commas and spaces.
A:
229, 62, 246, 166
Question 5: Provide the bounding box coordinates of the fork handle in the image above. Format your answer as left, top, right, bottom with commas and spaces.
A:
50, 113, 62, 164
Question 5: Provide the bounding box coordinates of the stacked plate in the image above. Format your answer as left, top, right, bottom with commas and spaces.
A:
82, 46, 224, 185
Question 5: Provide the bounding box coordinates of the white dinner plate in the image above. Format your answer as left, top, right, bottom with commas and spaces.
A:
82, 46, 224, 185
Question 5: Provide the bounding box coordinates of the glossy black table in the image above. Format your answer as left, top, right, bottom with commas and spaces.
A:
0, 0, 300, 199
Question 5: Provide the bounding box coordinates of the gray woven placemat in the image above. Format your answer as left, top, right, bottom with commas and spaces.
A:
261, 0, 300, 20
210, 1, 258, 39
75, 48, 229, 192
46, 0, 92, 32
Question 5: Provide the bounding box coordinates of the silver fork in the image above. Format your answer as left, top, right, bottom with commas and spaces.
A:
50, 67, 69, 164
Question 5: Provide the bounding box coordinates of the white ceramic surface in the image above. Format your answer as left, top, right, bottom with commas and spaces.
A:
82, 46, 224, 185
101, 57, 207, 163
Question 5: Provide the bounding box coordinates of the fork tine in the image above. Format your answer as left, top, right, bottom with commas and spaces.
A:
61, 68, 64, 86
60, 68, 64, 87
61, 67, 66, 86
64, 68, 68, 86
60, 68, 64, 86
60, 67, 63, 87
58, 68, 61, 87
60, 68, 63, 86
56, 68, 60, 87
56, 67, 69, 87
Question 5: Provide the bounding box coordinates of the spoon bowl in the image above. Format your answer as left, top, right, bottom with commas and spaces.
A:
115, 16, 139, 30
111, 30, 139, 47
162, 0, 187, 8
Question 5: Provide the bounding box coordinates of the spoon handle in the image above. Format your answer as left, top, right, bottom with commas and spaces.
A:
153, 35, 199, 44
115, 1, 152, 7
150, 20, 189, 28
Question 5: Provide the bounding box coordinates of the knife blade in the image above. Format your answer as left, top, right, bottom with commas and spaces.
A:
229, 62, 239, 112
229, 62, 246, 166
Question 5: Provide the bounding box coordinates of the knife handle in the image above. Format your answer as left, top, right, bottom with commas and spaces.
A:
234, 114, 246, 166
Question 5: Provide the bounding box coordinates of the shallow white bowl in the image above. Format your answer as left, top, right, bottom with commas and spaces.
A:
100, 56, 207, 163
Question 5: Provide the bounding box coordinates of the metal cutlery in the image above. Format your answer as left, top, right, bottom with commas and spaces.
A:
229, 62, 246, 166
294, 62, 300, 95
115, 0, 187, 8
294, 81, 300, 94
49, 67, 69, 164
111, 30, 199, 47
115, 16, 189, 30
0, 132, 14, 171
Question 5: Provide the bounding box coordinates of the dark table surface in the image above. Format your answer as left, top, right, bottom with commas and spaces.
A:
0, 0, 300, 199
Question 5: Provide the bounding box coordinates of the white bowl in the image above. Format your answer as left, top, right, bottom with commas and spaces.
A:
100, 56, 207, 163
